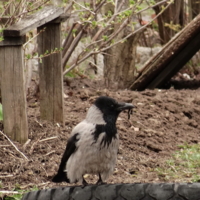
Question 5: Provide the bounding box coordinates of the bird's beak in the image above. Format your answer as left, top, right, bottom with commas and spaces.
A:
117, 102, 135, 112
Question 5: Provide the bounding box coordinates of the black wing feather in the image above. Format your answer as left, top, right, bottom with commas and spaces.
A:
52, 133, 79, 183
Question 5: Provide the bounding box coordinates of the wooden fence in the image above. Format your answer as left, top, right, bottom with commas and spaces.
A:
0, 5, 67, 143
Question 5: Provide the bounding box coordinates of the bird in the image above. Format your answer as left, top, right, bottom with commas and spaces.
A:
52, 96, 134, 185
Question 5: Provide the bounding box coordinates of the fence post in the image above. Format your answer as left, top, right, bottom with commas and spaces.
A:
37, 21, 64, 124
0, 36, 28, 143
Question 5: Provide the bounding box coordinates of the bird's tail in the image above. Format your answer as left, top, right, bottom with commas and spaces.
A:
52, 171, 70, 183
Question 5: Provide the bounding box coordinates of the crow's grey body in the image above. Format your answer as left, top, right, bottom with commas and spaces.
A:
67, 118, 119, 183
52, 96, 134, 185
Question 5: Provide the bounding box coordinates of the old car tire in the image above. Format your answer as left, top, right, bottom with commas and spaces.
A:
22, 183, 200, 200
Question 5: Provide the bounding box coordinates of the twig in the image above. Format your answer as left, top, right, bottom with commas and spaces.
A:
64, 1, 74, 13
39, 136, 58, 142
62, 29, 85, 67
116, 0, 126, 13
20, 182, 51, 189
62, 0, 106, 68
91, 1, 123, 42
41, 165, 48, 177
63, 51, 95, 75
29, 132, 46, 154
136, 0, 169, 15
45, 150, 56, 156
23, 139, 31, 150
15, 0, 50, 19
63, 0, 172, 76
93, 0, 107, 13
25, 48, 62, 61
35, 119, 43, 127
101, 0, 173, 52
72, 38, 103, 60
23, 27, 46, 47
0, 191, 19, 194
3, 148, 21, 160
0, 130, 29, 161
2, 0, 50, 27
29, 139, 39, 155
89, 61, 102, 71
62, 23, 77, 55
0, 145, 10, 147
0, 174, 14, 178
101, 18, 129, 47
73, 0, 95, 15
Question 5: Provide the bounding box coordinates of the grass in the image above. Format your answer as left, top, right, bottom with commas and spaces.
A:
2, 145, 200, 199
0, 185, 38, 200
155, 143, 200, 182
4, 192, 23, 200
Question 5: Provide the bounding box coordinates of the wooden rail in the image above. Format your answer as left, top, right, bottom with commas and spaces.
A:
0, 5, 67, 143
130, 13, 200, 90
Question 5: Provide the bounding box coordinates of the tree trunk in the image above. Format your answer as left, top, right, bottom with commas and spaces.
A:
154, 0, 185, 44
103, 1, 141, 89
104, 33, 141, 89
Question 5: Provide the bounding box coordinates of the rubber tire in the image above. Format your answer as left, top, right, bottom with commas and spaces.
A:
22, 183, 200, 200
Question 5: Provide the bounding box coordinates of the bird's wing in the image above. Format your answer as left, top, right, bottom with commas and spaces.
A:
52, 132, 80, 183
52, 120, 96, 183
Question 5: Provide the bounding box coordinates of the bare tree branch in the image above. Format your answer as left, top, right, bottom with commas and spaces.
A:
63, 0, 173, 76
101, 0, 173, 51
62, 0, 107, 68
136, 0, 170, 15
62, 29, 85, 67
73, 0, 95, 15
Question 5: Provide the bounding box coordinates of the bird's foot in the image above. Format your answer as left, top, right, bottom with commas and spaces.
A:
82, 177, 88, 188
96, 173, 107, 185
96, 180, 107, 185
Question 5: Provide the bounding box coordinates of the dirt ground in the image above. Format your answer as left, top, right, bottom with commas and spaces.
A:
1, 78, 200, 191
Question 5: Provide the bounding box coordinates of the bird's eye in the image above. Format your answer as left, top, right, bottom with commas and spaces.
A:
111, 104, 114, 108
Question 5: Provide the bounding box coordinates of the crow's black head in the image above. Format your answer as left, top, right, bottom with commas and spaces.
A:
92, 96, 135, 145
94, 96, 134, 119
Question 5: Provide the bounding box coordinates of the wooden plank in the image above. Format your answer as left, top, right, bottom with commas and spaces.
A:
148, 31, 200, 89
130, 13, 200, 90
37, 22, 64, 124
0, 17, 9, 25
51, 13, 69, 23
3, 5, 63, 37
0, 36, 26, 46
0, 45, 28, 143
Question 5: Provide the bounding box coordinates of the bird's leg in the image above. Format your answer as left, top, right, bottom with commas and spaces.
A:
82, 176, 88, 186
96, 173, 106, 185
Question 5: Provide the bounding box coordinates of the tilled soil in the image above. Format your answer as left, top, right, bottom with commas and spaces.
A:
1, 78, 200, 191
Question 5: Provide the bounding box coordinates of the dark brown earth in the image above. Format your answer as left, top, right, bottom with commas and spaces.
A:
1, 78, 200, 191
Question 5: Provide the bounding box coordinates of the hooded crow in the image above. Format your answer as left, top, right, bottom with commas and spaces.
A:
52, 96, 134, 185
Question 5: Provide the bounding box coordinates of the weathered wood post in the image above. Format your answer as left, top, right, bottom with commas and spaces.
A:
37, 19, 64, 124
0, 36, 28, 143
0, 5, 65, 143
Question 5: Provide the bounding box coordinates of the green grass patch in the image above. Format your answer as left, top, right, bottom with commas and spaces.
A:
0, 185, 38, 200
65, 70, 77, 78
155, 143, 200, 182
4, 192, 23, 200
